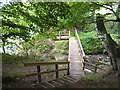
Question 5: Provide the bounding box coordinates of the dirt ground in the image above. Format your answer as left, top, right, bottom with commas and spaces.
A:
2, 54, 110, 88
2, 62, 67, 88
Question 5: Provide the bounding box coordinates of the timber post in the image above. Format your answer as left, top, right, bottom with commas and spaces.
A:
55, 64, 59, 78
37, 66, 41, 83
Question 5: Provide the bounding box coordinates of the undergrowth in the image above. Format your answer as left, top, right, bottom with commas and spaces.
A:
53, 40, 69, 55
77, 70, 118, 88
78, 30, 107, 54
61, 69, 118, 88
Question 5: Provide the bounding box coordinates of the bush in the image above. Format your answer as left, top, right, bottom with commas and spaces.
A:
80, 37, 107, 54
78, 30, 97, 38
78, 31, 107, 54
54, 40, 69, 55
38, 41, 52, 53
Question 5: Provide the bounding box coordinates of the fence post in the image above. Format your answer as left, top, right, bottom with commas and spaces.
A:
37, 66, 41, 83
95, 64, 98, 73
55, 64, 58, 78
67, 63, 70, 75
83, 62, 85, 70
59, 31, 61, 40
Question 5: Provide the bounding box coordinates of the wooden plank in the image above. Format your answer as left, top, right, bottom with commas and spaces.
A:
83, 61, 106, 71
42, 82, 55, 88
75, 29, 85, 57
25, 68, 69, 77
64, 76, 76, 82
68, 30, 71, 62
84, 66, 96, 73
36, 83, 47, 88
69, 30, 70, 38
49, 80, 62, 87
75, 29, 85, 70
62, 78, 73, 83
57, 38, 69, 40
67, 76, 78, 81
24, 61, 70, 67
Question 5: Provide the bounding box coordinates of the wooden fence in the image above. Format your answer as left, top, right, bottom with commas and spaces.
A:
75, 29, 85, 70
75, 29, 111, 73
83, 56, 111, 73
24, 61, 70, 83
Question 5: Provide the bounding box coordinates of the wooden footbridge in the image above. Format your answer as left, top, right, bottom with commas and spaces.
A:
24, 29, 111, 88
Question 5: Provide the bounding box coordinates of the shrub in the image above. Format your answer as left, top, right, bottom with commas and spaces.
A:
54, 40, 69, 55
80, 37, 107, 54
78, 31, 107, 54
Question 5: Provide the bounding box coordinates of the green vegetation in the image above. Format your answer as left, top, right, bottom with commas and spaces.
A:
53, 40, 69, 55
78, 31, 107, 54
17, 34, 52, 58
2, 53, 57, 65
1, 2, 120, 88
61, 70, 118, 88
77, 71, 118, 88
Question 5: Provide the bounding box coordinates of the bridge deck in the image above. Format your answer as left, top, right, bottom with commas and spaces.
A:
69, 37, 85, 79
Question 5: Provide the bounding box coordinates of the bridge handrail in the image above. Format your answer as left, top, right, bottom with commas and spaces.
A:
24, 61, 70, 83
75, 30, 85, 57
75, 29, 111, 73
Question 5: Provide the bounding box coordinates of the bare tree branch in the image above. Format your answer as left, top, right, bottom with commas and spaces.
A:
104, 19, 120, 22
92, 2, 120, 20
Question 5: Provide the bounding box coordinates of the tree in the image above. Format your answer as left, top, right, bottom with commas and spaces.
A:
94, 2, 120, 75
2, 2, 120, 74
65, 2, 120, 74
96, 16, 120, 75
1, 2, 70, 53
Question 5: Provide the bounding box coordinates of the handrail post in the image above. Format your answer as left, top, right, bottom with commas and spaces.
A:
95, 64, 98, 73
69, 30, 70, 38
68, 30, 71, 62
37, 66, 41, 83
59, 31, 61, 40
67, 63, 70, 75
55, 64, 58, 78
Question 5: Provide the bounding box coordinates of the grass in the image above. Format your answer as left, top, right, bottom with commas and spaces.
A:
78, 70, 118, 88
2, 53, 67, 87
61, 69, 118, 88
78, 30, 98, 38
53, 40, 69, 55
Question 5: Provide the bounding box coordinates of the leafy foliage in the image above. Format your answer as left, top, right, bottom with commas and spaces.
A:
18, 33, 52, 58
2, 2, 70, 39
53, 40, 69, 55
1, 2, 70, 53
78, 31, 107, 54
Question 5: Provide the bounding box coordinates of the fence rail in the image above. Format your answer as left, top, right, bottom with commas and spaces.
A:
75, 29, 111, 73
24, 61, 70, 83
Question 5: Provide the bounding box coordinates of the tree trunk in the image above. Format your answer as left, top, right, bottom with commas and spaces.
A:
2, 39, 6, 53
96, 16, 120, 75
115, 2, 120, 39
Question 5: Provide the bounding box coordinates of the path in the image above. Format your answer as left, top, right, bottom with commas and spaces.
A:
45, 39, 56, 57
36, 37, 85, 88
69, 37, 85, 79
